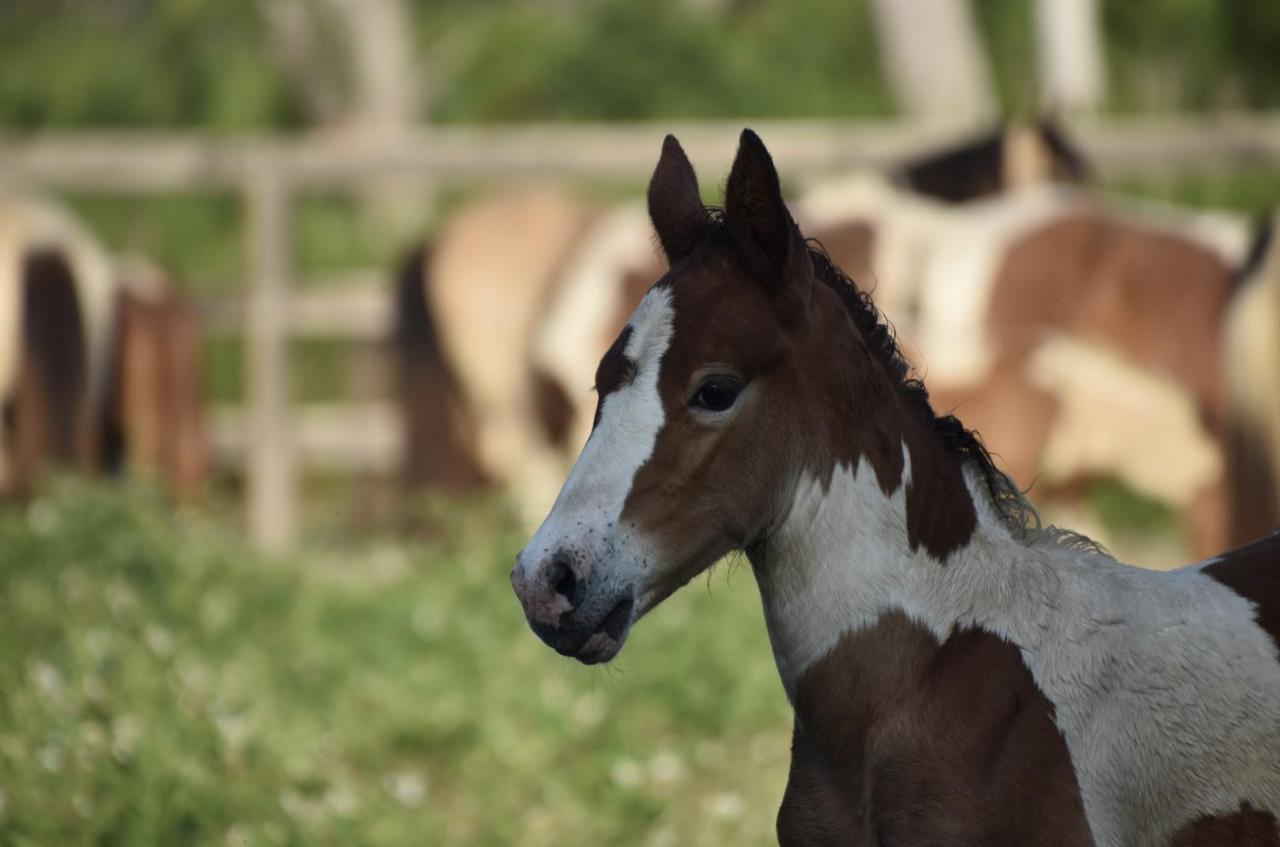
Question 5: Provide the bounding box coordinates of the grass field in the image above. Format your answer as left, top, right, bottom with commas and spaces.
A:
0, 483, 792, 846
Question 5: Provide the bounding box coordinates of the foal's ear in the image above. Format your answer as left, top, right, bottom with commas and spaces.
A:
725, 129, 808, 287
648, 135, 711, 262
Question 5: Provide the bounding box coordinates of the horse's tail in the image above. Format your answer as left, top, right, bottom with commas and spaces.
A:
11, 248, 92, 493
392, 243, 489, 492
1224, 210, 1280, 545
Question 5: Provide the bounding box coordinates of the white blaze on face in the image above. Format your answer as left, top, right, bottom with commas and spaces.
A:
518, 286, 675, 589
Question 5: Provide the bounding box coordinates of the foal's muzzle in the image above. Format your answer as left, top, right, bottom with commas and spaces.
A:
511, 549, 635, 664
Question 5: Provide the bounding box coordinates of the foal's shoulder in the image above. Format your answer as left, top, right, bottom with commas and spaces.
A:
1200, 530, 1280, 644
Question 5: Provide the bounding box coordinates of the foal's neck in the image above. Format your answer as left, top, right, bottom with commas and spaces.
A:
748, 429, 1038, 699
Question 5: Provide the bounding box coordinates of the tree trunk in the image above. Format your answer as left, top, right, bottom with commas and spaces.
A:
1034, 0, 1106, 113
869, 0, 997, 124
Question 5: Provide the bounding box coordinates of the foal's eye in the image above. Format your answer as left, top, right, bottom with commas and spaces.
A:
690, 376, 742, 413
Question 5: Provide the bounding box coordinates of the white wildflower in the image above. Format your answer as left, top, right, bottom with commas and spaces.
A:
648, 750, 685, 785
27, 660, 63, 702
145, 624, 174, 657
571, 695, 606, 730
111, 715, 141, 761
610, 758, 644, 789
708, 791, 745, 820
38, 744, 64, 773
383, 769, 427, 808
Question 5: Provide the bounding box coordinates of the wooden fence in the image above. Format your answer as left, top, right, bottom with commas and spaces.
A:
3, 114, 1280, 548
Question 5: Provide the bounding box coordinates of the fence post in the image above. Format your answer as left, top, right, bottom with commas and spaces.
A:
1034, 0, 1106, 113
245, 158, 296, 550
868, 0, 997, 124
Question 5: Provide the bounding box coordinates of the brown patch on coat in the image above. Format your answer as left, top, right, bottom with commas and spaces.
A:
779, 611, 1093, 846
393, 245, 490, 491
101, 279, 209, 500
5, 249, 93, 495
1170, 803, 1279, 846
902, 424, 979, 561
989, 212, 1234, 429
1203, 531, 1280, 650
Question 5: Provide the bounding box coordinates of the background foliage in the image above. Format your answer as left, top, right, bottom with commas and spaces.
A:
1, 0, 1278, 132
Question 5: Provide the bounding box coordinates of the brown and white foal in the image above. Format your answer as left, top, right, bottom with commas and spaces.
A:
511, 131, 1280, 846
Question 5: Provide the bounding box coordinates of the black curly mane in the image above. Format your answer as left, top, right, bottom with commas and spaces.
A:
801, 241, 1046, 539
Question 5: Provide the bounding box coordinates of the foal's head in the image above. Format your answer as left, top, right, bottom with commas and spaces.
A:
512, 130, 983, 663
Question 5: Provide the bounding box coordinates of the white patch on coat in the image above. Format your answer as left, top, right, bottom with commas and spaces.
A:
1027, 334, 1221, 507
518, 287, 674, 594
755, 442, 1280, 846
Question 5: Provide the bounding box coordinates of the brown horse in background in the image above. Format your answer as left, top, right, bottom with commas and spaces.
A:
906, 187, 1264, 555
102, 260, 210, 500
0, 193, 208, 499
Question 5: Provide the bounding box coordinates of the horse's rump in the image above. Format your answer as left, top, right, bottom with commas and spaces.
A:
100, 264, 210, 499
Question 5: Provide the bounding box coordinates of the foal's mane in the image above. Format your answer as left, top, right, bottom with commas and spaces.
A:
802, 241, 1106, 555
801, 243, 1027, 533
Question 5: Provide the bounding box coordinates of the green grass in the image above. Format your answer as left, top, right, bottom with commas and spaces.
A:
0, 483, 791, 846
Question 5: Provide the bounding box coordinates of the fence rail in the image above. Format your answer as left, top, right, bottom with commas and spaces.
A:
4, 114, 1279, 547
5, 113, 1280, 191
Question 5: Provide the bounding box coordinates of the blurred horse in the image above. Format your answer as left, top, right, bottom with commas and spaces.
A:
906, 187, 1262, 556
0, 192, 208, 498
395, 120, 1086, 524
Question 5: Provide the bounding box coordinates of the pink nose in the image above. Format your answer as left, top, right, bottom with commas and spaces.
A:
512, 550, 585, 629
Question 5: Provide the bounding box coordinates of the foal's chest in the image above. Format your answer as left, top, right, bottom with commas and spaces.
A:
777, 617, 1093, 847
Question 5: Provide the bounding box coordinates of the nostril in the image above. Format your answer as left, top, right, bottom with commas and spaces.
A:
547, 552, 584, 609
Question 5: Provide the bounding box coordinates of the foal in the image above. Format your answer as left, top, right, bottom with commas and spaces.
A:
512, 131, 1280, 846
